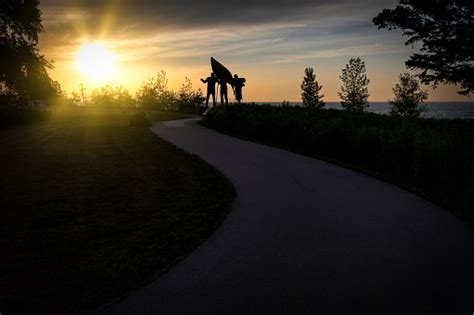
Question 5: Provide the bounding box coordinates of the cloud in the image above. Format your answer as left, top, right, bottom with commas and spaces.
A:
39, 0, 399, 61
38, 0, 419, 100
39, 0, 397, 35
40, 0, 348, 29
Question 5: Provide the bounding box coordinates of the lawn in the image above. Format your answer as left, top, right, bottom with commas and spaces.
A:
0, 107, 235, 314
203, 105, 474, 222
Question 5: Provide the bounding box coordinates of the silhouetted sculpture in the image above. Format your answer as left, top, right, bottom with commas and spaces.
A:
209, 57, 246, 105
233, 74, 246, 104
218, 77, 228, 105
201, 72, 217, 109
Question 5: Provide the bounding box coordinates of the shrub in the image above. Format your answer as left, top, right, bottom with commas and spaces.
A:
203, 105, 474, 221
90, 85, 135, 108
136, 70, 175, 110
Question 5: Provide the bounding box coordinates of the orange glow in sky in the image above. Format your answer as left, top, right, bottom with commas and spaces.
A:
38, 1, 472, 102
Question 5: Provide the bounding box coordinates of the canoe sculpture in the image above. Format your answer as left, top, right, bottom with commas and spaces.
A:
211, 57, 234, 86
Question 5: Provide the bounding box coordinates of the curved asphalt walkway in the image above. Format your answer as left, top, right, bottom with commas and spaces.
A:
105, 118, 474, 314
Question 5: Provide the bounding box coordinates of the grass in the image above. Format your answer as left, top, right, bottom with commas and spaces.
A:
203, 105, 474, 222
144, 109, 195, 122
0, 107, 235, 314
0, 106, 52, 128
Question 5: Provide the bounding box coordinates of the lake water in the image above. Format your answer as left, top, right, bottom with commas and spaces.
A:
261, 102, 474, 120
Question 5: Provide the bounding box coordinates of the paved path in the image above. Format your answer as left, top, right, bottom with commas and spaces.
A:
105, 118, 474, 314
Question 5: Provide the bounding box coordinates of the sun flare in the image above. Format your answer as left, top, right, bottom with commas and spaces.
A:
76, 43, 117, 83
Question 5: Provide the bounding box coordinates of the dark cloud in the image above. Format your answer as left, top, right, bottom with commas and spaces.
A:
42, 0, 334, 26
38, 0, 399, 65
40, 0, 396, 32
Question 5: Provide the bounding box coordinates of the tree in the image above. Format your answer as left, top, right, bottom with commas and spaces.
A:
373, 0, 474, 95
136, 70, 176, 110
0, 0, 59, 106
338, 57, 370, 112
90, 85, 134, 108
390, 73, 428, 117
301, 67, 325, 109
70, 91, 81, 105
176, 77, 205, 112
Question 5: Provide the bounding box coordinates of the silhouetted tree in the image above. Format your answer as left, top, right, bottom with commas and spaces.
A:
71, 91, 81, 105
136, 70, 176, 110
281, 100, 290, 107
90, 85, 134, 108
301, 67, 325, 109
390, 73, 428, 117
373, 0, 474, 95
70, 84, 87, 106
338, 57, 370, 112
0, 0, 59, 106
176, 77, 205, 112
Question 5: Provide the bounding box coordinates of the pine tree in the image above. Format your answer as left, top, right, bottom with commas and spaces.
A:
390, 73, 428, 117
338, 57, 370, 112
301, 67, 325, 109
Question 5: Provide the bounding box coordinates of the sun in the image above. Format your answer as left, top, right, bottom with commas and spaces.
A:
76, 43, 117, 82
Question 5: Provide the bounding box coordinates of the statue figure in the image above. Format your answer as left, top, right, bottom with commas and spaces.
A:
233, 74, 246, 104
218, 77, 229, 106
208, 57, 246, 105
201, 72, 217, 109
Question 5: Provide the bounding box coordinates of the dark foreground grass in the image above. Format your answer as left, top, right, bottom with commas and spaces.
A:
0, 108, 235, 314
203, 105, 474, 222
0, 106, 52, 128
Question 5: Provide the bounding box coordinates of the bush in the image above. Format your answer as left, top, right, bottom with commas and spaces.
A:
136, 71, 175, 111
175, 77, 205, 113
135, 72, 205, 114
203, 105, 474, 221
0, 106, 51, 128
129, 109, 151, 126
90, 85, 135, 108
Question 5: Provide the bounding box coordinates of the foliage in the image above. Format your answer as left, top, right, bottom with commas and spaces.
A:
0, 103, 51, 128
70, 83, 87, 106
301, 67, 325, 109
90, 84, 134, 108
338, 57, 370, 112
0, 0, 61, 106
134, 73, 205, 113
175, 77, 205, 112
129, 108, 151, 126
390, 73, 428, 117
204, 105, 474, 222
136, 70, 176, 110
373, 0, 474, 95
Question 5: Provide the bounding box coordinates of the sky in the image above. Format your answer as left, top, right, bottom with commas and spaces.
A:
38, 0, 472, 102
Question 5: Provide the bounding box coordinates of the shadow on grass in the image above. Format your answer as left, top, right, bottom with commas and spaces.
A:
0, 108, 235, 314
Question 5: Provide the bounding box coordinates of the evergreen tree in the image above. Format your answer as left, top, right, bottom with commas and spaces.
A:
301, 67, 325, 109
390, 73, 428, 117
338, 57, 370, 112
